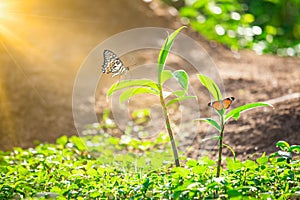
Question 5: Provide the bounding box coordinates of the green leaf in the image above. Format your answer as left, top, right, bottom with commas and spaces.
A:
56, 135, 68, 146
158, 26, 186, 84
276, 141, 290, 151
172, 167, 190, 178
256, 155, 268, 165
172, 90, 185, 97
69, 136, 87, 151
290, 145, 300, 154
225, 102, 274, 122
142, 178, 150, 189
186, 159, 198, 167
173, 70, 189, 93
166, 96, 196, 107
197, 74, 222, 101
227, 190, 242, 198
90, 190, 101, 198
161, 70, 173, 84
107, 79, 159, 98
194, 118, 221, 132
192, 165, 208, 174
243, 160, 257, 169
119, 87, 158, 103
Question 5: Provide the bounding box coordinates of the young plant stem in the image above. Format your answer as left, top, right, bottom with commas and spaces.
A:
158, 85, 180, 167
216, 115, 225, 177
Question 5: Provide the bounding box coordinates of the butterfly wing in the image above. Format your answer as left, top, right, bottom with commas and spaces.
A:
102, 49, 127, 76
222, 97, 235, 109
208, 101, 223, 111
208, 97, 235, 110
102, 49, 118, 73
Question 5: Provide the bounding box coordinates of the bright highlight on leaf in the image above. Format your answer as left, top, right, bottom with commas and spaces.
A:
119, 87, 158, 103
197, 74, 222, 101
161, 70, 173, 84
107, 79, 159, 98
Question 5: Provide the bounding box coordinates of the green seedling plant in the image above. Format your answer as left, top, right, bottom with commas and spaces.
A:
107, 26, 195, 167
196, 74, 274, 177
271, 140, 300, 162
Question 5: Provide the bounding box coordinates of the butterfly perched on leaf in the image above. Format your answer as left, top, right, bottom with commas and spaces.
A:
208, 97, 235, 111
102, 49, 129, 77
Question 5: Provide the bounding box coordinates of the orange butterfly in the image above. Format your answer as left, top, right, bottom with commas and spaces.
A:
208, 97, 235, 111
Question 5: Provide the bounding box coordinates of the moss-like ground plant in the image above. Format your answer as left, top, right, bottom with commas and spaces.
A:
0, 134, 299, 199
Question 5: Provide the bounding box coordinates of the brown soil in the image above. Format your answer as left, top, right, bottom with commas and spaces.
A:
0, 0, 299, 160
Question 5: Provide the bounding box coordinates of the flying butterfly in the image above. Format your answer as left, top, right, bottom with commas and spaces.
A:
208, 97, 235, 111
102, 49, 129, 77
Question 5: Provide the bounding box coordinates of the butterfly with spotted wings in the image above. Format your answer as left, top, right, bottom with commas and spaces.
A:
102, 49, 129, 77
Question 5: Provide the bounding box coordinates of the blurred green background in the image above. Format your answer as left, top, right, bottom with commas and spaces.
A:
165, 0, 300, 56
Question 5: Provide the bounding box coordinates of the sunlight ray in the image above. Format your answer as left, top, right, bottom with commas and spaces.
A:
0, 75, 19, 147
6, 12, 98, 24
0, 40, 47, 105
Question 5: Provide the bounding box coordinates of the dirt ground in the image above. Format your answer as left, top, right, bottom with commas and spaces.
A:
0, 0, 299, 159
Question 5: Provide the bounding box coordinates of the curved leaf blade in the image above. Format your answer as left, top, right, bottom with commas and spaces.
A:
161, 70, 173, 84
166, 96, 196, 107
158, 26, 186, 84
173, 70, 189, 93
197, 74, 222, 101
194, 118, 221, 132
290, 145, 300, 154
225, 102, 274, 122
107, 79, 159, 98
119, 87, 158, 103
276, 140, 290, 151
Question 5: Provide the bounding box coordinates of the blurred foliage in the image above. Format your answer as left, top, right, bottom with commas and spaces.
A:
168, 0, 300, 56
